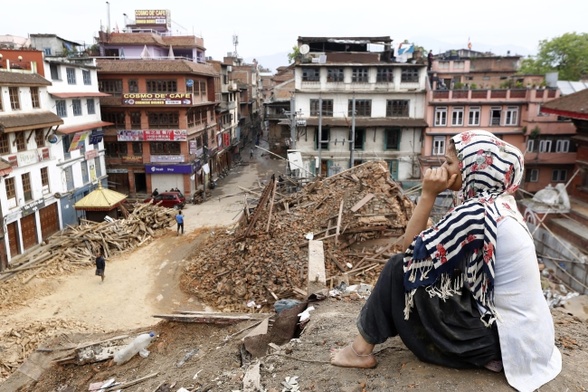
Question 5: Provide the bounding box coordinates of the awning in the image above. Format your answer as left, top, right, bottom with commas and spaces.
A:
0, 111, 63, 132
49, 92, 111, 98
74, 183, 127, 211
56, 121, 114, 135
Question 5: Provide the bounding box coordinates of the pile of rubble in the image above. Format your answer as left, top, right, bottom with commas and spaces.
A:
180, 161, 416, 312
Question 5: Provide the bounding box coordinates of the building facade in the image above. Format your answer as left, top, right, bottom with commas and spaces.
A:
292, 36, 428, 181
0, 49, 63, 268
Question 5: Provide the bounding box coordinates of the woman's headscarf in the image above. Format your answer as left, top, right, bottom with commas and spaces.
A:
403, 130, 527, 325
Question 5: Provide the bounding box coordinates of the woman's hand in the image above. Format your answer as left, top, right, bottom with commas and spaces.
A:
422, 167, 458, 198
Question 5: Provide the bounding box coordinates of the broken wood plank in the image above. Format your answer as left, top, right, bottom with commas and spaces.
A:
350, 193, 374, 212
335, 199, 344, 246
152, 313, 267, 324
308, 240, 326, 293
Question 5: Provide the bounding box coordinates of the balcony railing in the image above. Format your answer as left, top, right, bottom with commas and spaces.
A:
431, 88, 556, 101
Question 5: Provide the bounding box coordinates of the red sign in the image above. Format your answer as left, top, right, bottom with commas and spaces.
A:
222, 132, 230, 147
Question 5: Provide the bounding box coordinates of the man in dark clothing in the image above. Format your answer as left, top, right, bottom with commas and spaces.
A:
176, 210, 184, 235
95, 249, 105, 282
427, 50, 433, 71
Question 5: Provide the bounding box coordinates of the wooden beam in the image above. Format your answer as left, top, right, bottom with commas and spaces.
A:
335, 199, 344, 246
350, 193, 375, 212
308, 240, 326, 293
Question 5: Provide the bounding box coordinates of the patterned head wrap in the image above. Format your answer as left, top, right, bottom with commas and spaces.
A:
403, 130, 526, 324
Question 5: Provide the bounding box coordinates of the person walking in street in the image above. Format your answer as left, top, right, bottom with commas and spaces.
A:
176, 210, 184, 235
250, 148, 254, 160
95, 249, 105, 282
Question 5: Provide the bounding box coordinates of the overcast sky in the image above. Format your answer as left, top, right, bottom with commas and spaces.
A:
4, 0, 587, 70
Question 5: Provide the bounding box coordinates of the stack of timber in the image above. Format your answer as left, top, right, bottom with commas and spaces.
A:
0, 203, 176, 293
180, 161, 416, 313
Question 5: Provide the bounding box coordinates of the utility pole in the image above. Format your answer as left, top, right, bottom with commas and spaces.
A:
289, 96, 297, 149
349, 94, 356, 169
317, 96, 323, 177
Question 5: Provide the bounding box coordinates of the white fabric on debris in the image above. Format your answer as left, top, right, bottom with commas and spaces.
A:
494, 218, 561, 392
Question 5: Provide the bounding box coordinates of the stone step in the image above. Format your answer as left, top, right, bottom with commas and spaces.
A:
549, 217, 588, 252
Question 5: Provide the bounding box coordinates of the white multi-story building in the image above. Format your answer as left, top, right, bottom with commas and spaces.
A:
0, 49, 63, 268
30, 35, 111, 227
291, 36, 428, 182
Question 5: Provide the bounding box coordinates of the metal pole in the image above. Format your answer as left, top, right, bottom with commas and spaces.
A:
290, 96, 297, 149
350, 94, 356, 169
317, 96, 322, 177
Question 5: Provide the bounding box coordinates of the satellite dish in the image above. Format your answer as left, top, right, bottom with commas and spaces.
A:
299, 44, 310, 55
47, 134, 59, 144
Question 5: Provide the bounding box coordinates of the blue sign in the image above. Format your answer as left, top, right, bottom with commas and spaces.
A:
145, 164, 193, 174
186, 79, 194, 87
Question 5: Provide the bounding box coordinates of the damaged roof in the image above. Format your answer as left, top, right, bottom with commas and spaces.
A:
541, 88, 588, 120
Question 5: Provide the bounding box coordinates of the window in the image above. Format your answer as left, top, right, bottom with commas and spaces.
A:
49, 63, 60, 80
132, 142, 143, 156
526, 139, 535, 153
86, 98, 95, 115
41, 167, 49, 188
525, 169, 539, 182
200, 81, 206, 96
302, 68, 320, 82
9, 87, 20, 110
0, 92, 3, 111
0, 134, 9, 154
352, 68, 368, 82
94, 158, 103, 178
56, 100, 67, 117
82, 70, 92, 85
102, 111, 126, 127
388, 160, 399, 180
556, 139, 569, 153
148, 112, 179, 128
105, 142, 128, 157
505, 106, 518, 125
62, 134, 72, 159
386, 100, 409, 117
15, 132, 26, 151
310, 99, 333, 117
99, 79, 123, 96
150, 142, 181, 155
348, 99, 371, 117
539, 140, 552, 153
468, 107, 480, 126
30, 87, 40, 108
377, 68, 394, 82
64, 166, 74, 190
434, 107, 447, 126
452, 107, 464, 126
131, 111, 142, 128
128, 79, 139, 93
80, 162, 89, 184
433, 136, 446, 155
35, 129, 45, 147
72, 99, 82, 116
66, 68, 76, 85
401, 67, 419, 82
384, 128, 401, 150
552, 169, 567, 182
490, 107, 501, 126
354, 128, 366, 150
22, 173, 32, 201
327, 68, 344, 82
146, 79, 177, 93
314, 127, 330, 150
5, 177, 15, 199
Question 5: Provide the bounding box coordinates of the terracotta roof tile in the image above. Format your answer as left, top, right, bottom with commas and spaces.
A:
541, 88, 588, 119
96, 59, 218, 76
102, 33, 204, 49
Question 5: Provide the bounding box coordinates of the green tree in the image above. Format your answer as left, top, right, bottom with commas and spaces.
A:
518, 32, 588, 80
287, 45, 301, 64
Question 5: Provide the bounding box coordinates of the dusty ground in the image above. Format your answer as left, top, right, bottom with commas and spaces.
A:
1, 149, 587, 392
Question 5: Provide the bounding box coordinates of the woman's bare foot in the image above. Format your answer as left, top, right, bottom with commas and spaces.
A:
330, 344, 377, 369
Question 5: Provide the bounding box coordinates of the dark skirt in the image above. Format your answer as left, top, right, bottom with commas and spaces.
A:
357, 254, 501, 369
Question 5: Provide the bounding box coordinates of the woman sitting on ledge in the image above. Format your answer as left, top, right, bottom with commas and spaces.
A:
331, 130, 561, 392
